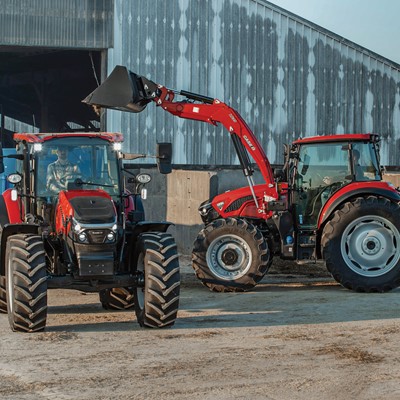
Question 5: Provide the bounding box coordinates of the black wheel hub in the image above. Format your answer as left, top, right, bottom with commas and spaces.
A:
221, 249, 239, 266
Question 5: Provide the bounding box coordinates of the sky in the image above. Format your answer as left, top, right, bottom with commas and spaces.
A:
268, 0, 400, 64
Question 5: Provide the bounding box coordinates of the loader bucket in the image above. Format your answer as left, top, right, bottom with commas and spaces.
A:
82, 65, 159, 113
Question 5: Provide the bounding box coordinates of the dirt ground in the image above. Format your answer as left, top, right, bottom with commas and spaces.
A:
1, 256, 400, 400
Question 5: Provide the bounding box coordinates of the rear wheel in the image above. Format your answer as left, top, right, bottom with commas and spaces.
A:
133, 232, 180, 328
322, 196, 400, 292
6, 234, 48, 332
99, 287, 135, 310
192, 218, 270, 292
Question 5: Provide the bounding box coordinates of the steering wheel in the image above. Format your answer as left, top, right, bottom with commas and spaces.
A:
59, 173, 82, 185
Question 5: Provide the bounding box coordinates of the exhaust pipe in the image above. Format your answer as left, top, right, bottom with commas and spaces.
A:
82, 65, 160, 113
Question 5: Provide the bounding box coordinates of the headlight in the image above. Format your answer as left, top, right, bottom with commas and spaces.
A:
106, 232, 115, 242
217, 201, 225, 210
137, 173, 151, 184
72, 218, 82, 233
113, 143, 122, 151
33, 143, 43, 152
7, 173, 22, 184
78, 233, 88, 242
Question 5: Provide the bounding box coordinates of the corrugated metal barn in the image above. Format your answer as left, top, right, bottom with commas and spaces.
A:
1, 0, 400, 166
108, 0, 400, 167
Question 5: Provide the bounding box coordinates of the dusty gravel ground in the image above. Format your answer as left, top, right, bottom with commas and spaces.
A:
1, 256, 400, 400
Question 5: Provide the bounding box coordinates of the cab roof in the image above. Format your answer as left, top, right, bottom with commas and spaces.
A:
292, 133, 379, 145
13, 132, 124, 144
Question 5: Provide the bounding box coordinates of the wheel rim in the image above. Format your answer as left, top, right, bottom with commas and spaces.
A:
341, 215, 400, 277
206, 234, 253, 280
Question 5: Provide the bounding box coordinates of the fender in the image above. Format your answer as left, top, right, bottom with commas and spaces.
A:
0, 195, 10, 227
0, 223, 40, 276
1, 189, 23, 224
318, 181, 400, 228
130, 221, 173, 237
126, 221, 174, 265
125, 193, 145, 222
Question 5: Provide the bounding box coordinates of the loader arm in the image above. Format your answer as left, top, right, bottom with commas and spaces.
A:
83, 66, 278, 206
154, 86, 275, 189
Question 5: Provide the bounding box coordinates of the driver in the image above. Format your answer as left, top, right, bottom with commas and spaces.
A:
46, 147, 81, 194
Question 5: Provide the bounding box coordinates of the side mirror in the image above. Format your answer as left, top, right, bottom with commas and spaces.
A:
157, 143, 172, 174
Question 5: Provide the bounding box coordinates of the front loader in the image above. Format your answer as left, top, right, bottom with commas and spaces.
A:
0, 131, 180, 332
83, 65, 400, 294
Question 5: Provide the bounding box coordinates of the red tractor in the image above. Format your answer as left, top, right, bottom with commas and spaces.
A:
0, 131, 180, 332
83, 66, 400, 294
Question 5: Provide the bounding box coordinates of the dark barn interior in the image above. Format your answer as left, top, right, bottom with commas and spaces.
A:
0, 48, 101, 147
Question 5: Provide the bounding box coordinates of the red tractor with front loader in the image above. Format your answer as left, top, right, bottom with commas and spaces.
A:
83, 66, 400, 294
0, 131, 180, 332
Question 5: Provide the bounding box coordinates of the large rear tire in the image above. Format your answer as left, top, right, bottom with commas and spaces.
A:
321, 196, 400, 292
192, 218, 270, 292
6, 234, 48, 332
133, 232, 180, 328
99, 287, 135, 310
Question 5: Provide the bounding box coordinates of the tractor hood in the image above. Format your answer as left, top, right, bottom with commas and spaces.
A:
82, 65, 160, 113
58, 190, 117, 226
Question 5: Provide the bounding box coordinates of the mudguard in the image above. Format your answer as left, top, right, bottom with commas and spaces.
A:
318, 182, 400, 228
1, 189, 23, 224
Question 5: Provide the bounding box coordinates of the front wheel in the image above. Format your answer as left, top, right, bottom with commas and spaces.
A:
0, 275, 7, 313
321, 196, 400, 292
133, 232, 180, 328
99, 288, 135, 310
6, 234, 48, 332
192, 218, 270, 292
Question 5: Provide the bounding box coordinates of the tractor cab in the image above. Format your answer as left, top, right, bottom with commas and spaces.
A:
10, 133, 124, 228
289, 134, 381, 228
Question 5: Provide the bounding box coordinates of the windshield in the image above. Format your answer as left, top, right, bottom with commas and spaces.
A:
34, 137, 120, 198
293, 140, 381, 228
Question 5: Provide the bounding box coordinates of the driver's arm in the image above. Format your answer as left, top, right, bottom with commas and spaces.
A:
46, 164, 63, 192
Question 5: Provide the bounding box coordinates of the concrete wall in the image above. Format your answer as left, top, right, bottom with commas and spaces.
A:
383, 173, 400, 188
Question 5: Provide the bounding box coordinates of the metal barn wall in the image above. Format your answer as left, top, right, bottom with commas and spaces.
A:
0, 0, 113, 49
108, 0, 400, 166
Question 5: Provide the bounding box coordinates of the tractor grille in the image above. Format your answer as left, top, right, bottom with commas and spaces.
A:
87, 230, 107, 244
224, 195, 254, 213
